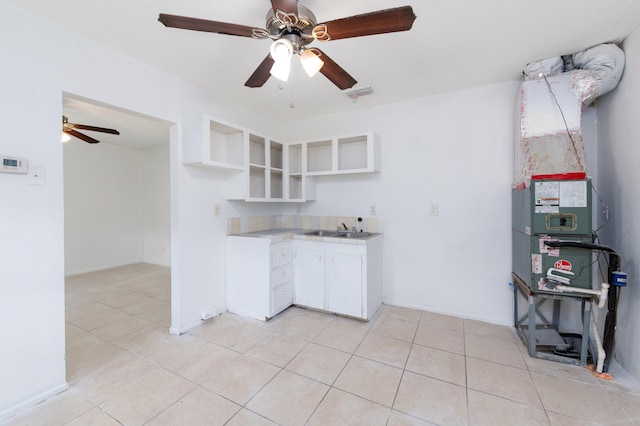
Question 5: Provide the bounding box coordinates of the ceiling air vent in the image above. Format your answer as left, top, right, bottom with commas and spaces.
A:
344, 85, 375, 101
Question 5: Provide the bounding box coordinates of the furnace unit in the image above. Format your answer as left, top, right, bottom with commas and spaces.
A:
512, 178, 593, 293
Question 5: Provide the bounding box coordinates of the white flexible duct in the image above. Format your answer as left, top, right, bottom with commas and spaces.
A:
522, 43, 625, 95
572, 44, 626, 105
514, 43, 625, 188
523, 56, 564, 80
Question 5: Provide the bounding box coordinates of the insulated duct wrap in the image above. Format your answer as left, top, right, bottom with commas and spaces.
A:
522, 57, 564, 80
572, 44, 626, 104
514, 44, 625, 188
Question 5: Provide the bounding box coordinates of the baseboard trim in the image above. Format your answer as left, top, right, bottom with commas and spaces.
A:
169, 319, 202, 336
0, 382, 69, 422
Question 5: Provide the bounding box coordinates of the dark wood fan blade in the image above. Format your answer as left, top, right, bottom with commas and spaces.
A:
245, 55, 275, 88
271, 0, 298, 17
315, 49, 357, 90
158, 14, 257, 38
64, 129, 100, 144
68, 124, 120, 135
318, 6, 416, 41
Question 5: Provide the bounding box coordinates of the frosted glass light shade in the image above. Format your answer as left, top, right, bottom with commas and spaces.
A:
61, 132, 71, 143
270, 59, 291, 81
269, 39, 294, 82
300, 50, 324, 77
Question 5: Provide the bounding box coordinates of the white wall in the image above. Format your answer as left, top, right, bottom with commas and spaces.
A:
596, 28, 640, 382
63, 140, 171, 275
64, 141, 141, 274
0, 28, 67, 420
142, 143, 171, 266
283, 83, 519, 323
0, 2, 277, 419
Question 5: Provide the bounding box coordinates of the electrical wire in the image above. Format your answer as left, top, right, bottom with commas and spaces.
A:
542, 74, 586, 173
592, 186, 611, 234
541, 74, 612, 234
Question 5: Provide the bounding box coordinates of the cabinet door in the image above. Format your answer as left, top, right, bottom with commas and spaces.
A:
294, 247, 325, 310
326, 251, 363, 318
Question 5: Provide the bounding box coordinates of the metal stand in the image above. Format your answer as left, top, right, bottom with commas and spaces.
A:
513, 273, 593, 366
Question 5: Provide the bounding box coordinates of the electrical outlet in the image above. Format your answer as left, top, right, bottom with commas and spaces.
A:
201, 308, 219, 320
430, 204, 439, 216
370, 205, 376, 216
214, 204, 221, 217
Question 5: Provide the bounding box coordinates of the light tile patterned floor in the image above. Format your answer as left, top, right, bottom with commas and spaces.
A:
4, 263, 640, 425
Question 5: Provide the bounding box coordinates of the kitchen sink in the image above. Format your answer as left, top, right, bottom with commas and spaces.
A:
304, 230, 339, 237
336, 231, 371, 238
303, 230, 372, 239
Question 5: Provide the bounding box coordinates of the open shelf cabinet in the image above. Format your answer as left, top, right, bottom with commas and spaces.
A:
306, 132, 379, 176
285, 143, 315, 202
186, 115, 376, 202
183, 115, 245, 170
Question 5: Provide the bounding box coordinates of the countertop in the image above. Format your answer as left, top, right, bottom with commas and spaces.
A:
229, 228, 383, 245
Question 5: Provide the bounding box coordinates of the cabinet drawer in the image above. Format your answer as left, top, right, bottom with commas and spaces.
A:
272, 264, 293, 287
272, 282, 293, 314
272, 247, 293, 268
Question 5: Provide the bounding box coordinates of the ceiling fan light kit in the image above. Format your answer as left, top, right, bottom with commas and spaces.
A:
158, 2, 416, 90
269, 38, 294, 81
300, 49, 324, 77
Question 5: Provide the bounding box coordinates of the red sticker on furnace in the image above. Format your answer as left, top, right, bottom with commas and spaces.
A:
554, 259, 572, 271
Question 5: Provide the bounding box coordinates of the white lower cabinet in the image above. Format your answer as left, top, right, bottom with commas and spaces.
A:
226, 237, 293, 321
227, 235, 383, 321
294, 238, 383, 321
293, 247, 325, 310
325, 251, 363, 318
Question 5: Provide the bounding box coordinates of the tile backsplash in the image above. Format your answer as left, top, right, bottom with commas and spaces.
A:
227, 215, 381, 235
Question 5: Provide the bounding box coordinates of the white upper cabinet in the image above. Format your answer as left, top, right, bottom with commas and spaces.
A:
284, 143, 316, 202
306, 132, 380, 176
269, 140, 284, 200
184, 115, 377, 202
247, 135, 284, 201
182, 115, 245, 171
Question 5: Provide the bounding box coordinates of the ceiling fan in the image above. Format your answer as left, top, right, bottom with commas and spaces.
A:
158, 1, 416, 90
62, 115, 120, 144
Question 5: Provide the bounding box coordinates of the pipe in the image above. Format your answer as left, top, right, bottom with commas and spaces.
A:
552, 282, 609, 309
590, 308, 606, 373
543, 243, 621, 373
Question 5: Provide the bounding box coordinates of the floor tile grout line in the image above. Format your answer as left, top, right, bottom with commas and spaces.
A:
462, 318, 471, 425
55, 265, 640, 425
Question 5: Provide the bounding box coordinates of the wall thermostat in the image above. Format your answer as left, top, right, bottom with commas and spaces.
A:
1, 155, 28, 174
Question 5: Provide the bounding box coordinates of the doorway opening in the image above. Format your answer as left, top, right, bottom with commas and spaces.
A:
62, 94, 174, 383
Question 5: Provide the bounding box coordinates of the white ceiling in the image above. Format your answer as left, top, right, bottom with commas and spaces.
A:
7, 0, 640, 146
